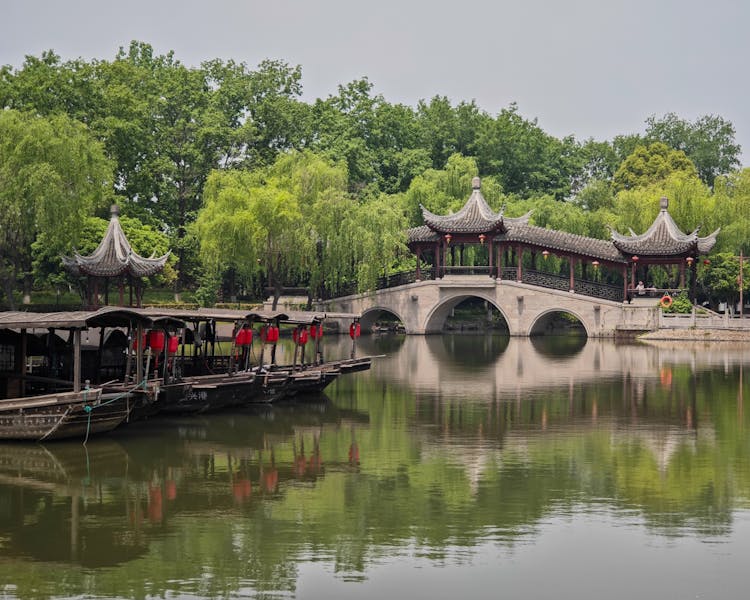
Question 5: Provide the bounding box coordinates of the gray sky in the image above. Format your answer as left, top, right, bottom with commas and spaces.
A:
3, 0, 749, 166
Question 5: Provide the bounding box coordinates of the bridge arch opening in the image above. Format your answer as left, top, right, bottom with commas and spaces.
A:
425, 295, 510, 334
528, 310, 588, 338
360, 307, 405, 334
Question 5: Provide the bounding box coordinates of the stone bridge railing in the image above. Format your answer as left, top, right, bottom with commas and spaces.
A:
321, 268, 625, 303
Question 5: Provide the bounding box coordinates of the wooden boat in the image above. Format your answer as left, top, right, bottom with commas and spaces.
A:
0, 308, 175, 439
0, 387, 133, 441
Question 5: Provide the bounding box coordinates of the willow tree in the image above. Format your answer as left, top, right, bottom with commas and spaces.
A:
195, 151, 407, 305
0, 109, 112, 308
194, 169, 306, 307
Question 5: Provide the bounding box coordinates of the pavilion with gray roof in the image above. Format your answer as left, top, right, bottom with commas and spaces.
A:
63, 205, 170, 307
406, 178, 718, 300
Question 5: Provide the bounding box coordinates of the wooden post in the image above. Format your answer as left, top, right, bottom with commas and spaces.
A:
623, 264, 628, 301
415, 248, 421, 280
679, 261, 685, 288
136, 322, 143, 384
516, 244, 523, 282
497, 244, 503, 279
488, 239, 494, 277
73, 329, 81, 393
569, 258, 576, 292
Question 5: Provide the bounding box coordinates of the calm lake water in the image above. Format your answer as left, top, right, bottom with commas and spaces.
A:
2, 334, 750, 599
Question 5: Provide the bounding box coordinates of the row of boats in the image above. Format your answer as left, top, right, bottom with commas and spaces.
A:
0, 307, 374, 442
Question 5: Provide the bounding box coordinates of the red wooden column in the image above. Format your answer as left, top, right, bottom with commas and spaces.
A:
622, 264, 628, 301
516, 245, 523, 282
569, 258, 576, 292
434, 243, 441, 278
416, 248, 422, 280
488, 239, 494, 277
679, 261, 685, 288
497, 244, 503, 279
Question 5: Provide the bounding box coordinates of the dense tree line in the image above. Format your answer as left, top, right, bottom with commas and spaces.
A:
0, 41, 747, 308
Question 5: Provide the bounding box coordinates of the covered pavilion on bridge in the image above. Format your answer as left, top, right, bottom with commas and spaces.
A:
406, 178, 718, 302
62, 205, 171, 307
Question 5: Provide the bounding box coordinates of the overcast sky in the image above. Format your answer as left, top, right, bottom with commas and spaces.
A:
3, 0, 748, 166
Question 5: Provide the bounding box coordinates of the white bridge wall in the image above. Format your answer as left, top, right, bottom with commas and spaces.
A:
315, 275, 659, 337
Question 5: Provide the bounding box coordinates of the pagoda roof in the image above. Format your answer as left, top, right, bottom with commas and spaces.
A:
610, 197, 719, 256
63, 206, 170, 278
421, 177, 507, 234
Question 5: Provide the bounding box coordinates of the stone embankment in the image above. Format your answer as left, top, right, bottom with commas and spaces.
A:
640, 329, 750, 342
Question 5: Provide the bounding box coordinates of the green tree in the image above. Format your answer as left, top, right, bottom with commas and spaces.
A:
613, 142, 698, 192
0, 110, 112, 308
645, 113, 741, 185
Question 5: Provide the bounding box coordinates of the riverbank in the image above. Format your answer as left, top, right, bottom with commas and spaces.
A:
640, 328, 750, 342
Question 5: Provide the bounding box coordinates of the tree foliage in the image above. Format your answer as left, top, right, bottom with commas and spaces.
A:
0, 109, 112, 307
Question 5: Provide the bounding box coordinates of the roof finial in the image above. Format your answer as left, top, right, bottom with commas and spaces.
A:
472, 177, 481, 190
660, 197, 669, 211
110, 204, 120, 217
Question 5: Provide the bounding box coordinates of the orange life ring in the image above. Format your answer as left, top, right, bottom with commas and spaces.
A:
660, 295, 673, 309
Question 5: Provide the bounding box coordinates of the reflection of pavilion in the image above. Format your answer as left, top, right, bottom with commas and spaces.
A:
357, 335, 750, 399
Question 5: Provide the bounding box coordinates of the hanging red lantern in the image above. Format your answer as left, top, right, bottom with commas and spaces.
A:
167, 335, 179, 354
478, 233, 486, 245
445, 233, 452, 245
542, 250, 550, 260
133, 332, 147, 350
592, 260, 600, 269
686, 256, 694, 266
632, 255, 639, 262
235, 328, 252, 346
148, 330, 165, 352
298, 329, 309, 345
269, 326, 279, 343
349, 322, 361, 339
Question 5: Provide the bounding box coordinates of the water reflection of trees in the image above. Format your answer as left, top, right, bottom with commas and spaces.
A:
0, 351, 749, 598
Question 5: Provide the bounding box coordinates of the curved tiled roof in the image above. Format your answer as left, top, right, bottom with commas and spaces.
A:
421, 177, 505, 234
407, 186, 717, 264
610, 197, 718, 256
63, 206, 170, 278
502, 224, 625, 263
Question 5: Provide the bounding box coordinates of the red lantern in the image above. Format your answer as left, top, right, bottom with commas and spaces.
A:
133, 333, 147, 350
235, 328, 252, 346
310, 324, 323, 339
267, 326, 279, 343
167, 335, 179, 354
148, 330, 165, 352
445, 233, 452, 245
704, 259, 711, 266
632, 255, 639, 262
478, 233, 486, 245
349, 322, 361, 339
542, 250, 550, 260
298, 329, 309, 345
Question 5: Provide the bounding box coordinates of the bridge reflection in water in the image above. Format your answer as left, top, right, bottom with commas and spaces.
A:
0, 335, 749, 599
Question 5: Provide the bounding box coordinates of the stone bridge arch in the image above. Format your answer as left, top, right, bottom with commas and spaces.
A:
423, 292, 512, 334
359, 306, 405, 332
527, 308, 591, 337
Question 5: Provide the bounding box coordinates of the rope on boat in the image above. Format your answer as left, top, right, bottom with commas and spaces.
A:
82, 376, 150, 446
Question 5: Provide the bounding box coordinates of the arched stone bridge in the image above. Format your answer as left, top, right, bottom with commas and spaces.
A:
314, 274, 658, 337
